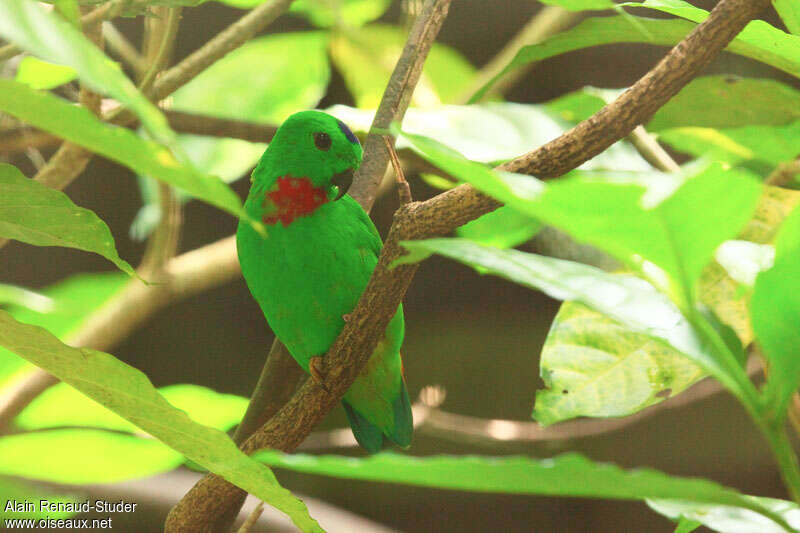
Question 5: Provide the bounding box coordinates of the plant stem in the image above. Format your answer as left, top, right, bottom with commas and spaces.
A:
763, 424, 800, 503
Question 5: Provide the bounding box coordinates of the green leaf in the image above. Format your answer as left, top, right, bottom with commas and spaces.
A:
648, 496, 800, 533
255, 451, 793, 531
172, 32, 330, 124
289, 0, 391, 27
330, 24, 475, 108
774, 0, 800, 35
0, 80, 245, 220
0, 163, 135, 276
17, 382, 249, 434
0, 272, 127, 389
0, 311, 321, 532
647, 76, 800, 131
0, 429, 182, 484
470, 16, 800, 102
658, 122, 800, 168
0, 0, 173, 144
456, 206, 542, 249
751, 206, 800, 419
14, 56, 77, 90
540, 0, 615, 10
0, 478, 78, 520
534, 301, 704, 425
400, 130, 762, 303
395, 239, 749, 401
335, 103, 650, 170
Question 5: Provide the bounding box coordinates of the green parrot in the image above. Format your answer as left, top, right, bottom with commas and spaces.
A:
236, 110, 413, 452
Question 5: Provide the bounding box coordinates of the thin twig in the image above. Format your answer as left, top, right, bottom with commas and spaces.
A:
766, 159, 800, 187
103, 21, 147, 76
348, 0, 453, 212
138, 7, 182, 97
385, 136, 412, 205
164, 1, 771, 529
236, 502, 264, 533
628, 125, 681, 172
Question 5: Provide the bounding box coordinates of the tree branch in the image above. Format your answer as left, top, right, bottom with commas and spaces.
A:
165, 0, 771, 529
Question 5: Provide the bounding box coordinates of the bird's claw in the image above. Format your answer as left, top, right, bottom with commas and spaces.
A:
309, 356, 330, 393
342, 313, 352, 323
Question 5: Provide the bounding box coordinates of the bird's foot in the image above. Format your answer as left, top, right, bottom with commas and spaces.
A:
309, 356, 330, 393
342, 313, 352, 323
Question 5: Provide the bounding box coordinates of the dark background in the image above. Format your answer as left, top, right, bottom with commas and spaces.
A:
1, 1, 795, 531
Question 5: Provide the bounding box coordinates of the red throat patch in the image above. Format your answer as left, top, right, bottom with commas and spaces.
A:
262, 175, 328, 226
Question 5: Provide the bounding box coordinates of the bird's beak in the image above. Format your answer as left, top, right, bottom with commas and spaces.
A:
331, 168, 354, 200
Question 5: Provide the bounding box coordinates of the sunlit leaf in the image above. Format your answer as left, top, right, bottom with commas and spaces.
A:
0, 0, 173, 144
17, 382, 249, 434
0, 430, 182, 484
534, 301, 704, 425
457, 206, 541, 249
330, 24, 474, 108
171, 32, 330, 124
0, 80, 245, 220
333, 103, 650, 170
0, 163, 135, 276
0, 311, 321, 532
395, 239, 749, 400
400, 130, 762, 303
658, 122, 800, 169
0, 284, 53, 313
255, 451, 793, 531
648, 496, 800, 533
14, 56, 77, 90
0, 272, 127, 389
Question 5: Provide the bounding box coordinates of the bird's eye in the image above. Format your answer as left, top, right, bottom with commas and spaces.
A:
313, 132, 332, 151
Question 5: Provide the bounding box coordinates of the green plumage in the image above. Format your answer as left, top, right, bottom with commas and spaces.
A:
236, 110, 412, 452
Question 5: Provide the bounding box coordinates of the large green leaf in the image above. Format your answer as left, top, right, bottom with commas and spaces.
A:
255, 451, 793, 531
658, 122, 800, 169
0, 272, 127, 389
774, 0, 800, 35
330, 24, 475, 108
171, 32, 330, 124
0, 430, 182, 484
395, 239, 749, 401
0, 80, 246, 220
648, 496, 800, 533
400, 130, 762, 304
0, 311, 321, 532
17, 383, 248, 434
334, 103, 650, 170
0, 164, 134, 276
14, 56, 77, 90
751, 206, 800, 420
646, 77, 800, 131
470, 16, 800, 102
456, 206, 542, 249
0, 0, 173, 144
534, 301, 704, 425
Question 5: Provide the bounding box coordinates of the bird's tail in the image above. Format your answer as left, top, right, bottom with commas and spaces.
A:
342, 378, 413, 453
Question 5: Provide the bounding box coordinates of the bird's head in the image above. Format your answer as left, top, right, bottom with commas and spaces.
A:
252, 110, 363, 200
